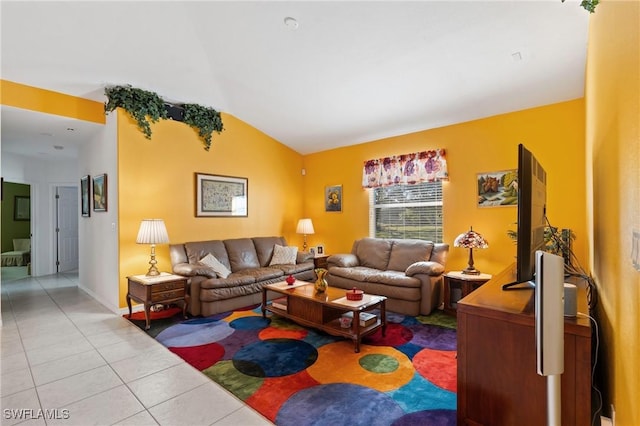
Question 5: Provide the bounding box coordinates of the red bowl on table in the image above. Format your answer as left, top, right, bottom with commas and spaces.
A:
346, 287, 364, 301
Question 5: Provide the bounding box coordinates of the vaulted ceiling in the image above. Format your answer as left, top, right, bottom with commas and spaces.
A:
1, 1, 589, 160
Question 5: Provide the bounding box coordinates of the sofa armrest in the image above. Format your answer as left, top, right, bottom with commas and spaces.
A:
327, 253, 359, 268
405, 261, 445, 277
297, 251, 314, 263
172, 262, 217, 278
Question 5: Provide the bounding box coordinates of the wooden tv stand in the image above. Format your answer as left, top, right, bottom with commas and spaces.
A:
457, 264, 592, 426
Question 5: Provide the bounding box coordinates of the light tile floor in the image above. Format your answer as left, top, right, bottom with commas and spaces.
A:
1, 269, 273, 426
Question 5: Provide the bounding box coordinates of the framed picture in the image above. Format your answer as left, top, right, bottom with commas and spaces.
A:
196, 173, 248, 217
477, 169, 518, 207
81, 175, 91, 217
309, 247, 316, 256
316, 244, 325, 255
14, 196, 30, 221
325, 184, 342, 212
93, 174, 108, 212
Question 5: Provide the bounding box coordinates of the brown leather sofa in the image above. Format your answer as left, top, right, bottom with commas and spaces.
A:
326, 238, 449, 316
170, 236, 314, 316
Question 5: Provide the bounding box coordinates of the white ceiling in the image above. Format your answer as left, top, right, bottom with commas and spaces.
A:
1, 1, 589, 160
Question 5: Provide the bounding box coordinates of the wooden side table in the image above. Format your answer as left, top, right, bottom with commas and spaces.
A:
127, 273, 189, 330
313, 255, 329, 269
443, 271, 492, 316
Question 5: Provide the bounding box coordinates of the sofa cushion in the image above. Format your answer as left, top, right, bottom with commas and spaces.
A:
269, 245, 298, 265
387, 239, 434, 272
199, 253, 232, 278
224, 238, 260, 271
184, 240, 230, 267
353, 238, 392, 271
253, 236, 287, 266
329, 266, 419, 288
270, 261, 314, 275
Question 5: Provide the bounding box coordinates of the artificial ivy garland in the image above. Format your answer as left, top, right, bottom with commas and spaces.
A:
104, 85, 224, 151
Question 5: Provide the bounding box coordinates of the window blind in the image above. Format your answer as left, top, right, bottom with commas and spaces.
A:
369, 181, 443, 242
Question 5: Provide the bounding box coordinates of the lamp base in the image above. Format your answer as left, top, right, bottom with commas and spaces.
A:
146, 266, 161, 277
461, 268, 481, 275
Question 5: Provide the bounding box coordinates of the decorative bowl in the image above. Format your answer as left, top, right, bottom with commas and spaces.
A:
286, 275, 296, 285
346, 287, 364, 301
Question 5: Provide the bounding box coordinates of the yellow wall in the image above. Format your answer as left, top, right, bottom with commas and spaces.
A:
0, 80, 104, 123
117, 109, 305, 308
586, 0, 640, 423
303, 100, 587, 275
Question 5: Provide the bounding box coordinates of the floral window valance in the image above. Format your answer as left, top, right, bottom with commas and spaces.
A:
362, 149, 448, 188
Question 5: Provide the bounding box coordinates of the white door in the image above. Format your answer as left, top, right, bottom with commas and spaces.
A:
56, 186, 79, 272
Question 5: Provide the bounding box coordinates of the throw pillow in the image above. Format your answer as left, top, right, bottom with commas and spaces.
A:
269, 245, 298, 266
199, 253, 232, 278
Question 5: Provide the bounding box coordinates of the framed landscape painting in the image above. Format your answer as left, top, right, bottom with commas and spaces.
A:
477, 169, 518, 207
81, 175, 90, 217
93, 174, 108, 212
196, 173, 248, 217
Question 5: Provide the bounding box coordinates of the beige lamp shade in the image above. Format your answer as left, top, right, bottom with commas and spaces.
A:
296, 218, 315, 235
136, 219, 170, 276
296, 218, 315, 252
136, 219, 170, 244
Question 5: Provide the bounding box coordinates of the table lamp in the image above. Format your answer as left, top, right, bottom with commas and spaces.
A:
136, 219, 170, 276
454, 226, 488, 275
296, 218, 315, 252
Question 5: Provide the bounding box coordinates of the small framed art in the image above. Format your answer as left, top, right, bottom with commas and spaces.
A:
14, 196, 30, 221
325, 185, 342, 212
93, 174, 108, 212
316, 244, 325, 255
81, 175, 91, 217
196, 173, 248, 217
477, 169, 518, 207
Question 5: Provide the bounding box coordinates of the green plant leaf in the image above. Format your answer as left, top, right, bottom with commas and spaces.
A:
104, 85, 167, 139
183, 103, 224, 151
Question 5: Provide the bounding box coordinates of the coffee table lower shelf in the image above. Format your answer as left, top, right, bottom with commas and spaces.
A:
262, 283, 386, 353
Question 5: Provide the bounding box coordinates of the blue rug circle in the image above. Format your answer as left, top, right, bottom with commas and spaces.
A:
276, 383, 405, 426
233, 338, 317, 377
229, 315, 271, 330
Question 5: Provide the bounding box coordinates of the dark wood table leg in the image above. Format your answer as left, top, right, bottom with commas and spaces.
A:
182, 282, 189, 319
126, 293, 132, 318
144, 302, 151, 330
261, 288, 267, 318
381, 300, 387, 337
354, 311, 361, 353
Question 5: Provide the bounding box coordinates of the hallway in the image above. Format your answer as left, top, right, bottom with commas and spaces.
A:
0, 271, 272, 425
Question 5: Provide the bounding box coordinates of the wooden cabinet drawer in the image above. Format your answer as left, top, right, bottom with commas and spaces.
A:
151, 280, 185, 293
151, 288, 185, 302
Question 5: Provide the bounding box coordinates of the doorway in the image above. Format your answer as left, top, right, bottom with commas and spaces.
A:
1, 181, 31, 280
56, 186, 79, 272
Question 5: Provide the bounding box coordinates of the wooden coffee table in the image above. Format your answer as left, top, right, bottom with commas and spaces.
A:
262, 281, 386, 352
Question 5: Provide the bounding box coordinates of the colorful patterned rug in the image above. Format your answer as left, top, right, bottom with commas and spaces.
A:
128, 305, 458, 426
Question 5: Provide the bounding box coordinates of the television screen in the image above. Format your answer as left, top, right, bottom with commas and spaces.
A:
503, 144, 547, 290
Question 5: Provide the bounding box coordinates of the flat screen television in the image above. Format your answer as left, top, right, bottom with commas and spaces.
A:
503, 144, 548, 290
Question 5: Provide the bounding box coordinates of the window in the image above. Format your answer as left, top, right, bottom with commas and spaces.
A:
369, 181, 443, 242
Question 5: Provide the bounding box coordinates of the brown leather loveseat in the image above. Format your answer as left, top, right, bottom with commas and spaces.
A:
170, 236, 314, 316
326, 238, 449, 316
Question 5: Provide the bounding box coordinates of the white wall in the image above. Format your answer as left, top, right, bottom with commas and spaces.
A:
2, 114, 120, 314
1, 152, 78, 276
78, 113, 120, 312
